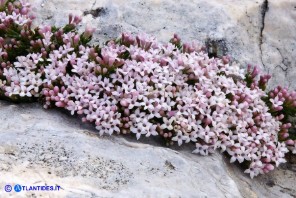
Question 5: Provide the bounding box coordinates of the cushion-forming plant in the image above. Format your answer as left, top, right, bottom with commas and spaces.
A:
0, 0, 296, 178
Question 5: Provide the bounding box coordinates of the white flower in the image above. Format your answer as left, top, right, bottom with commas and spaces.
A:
130, 109, 145, 123
269, 96, 283, 108
130, 125, 146, 140
172, 131, 189, 146
146, 124, 158, 137
192, 143, 209, 156
198, 126, 215, 143
160, 117, 175, 130
228, 148, 244, 163
244, 167, 260, 179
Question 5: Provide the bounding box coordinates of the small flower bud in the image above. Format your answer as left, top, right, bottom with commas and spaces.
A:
285, 139, 294, 146
83, 24, 95, 39
53, 86, 59, 94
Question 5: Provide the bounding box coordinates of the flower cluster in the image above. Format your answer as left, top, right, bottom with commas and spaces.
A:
244, 65, 296, 154
0, 0, 296, 178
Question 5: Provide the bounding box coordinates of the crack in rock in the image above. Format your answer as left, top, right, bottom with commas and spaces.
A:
276, 47, 290, 76
91, 0, 97, 9
277, 183, 296, 197
259, 0, 269, 68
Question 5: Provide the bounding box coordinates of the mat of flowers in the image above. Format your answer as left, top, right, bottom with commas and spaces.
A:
0, 0, 296, 178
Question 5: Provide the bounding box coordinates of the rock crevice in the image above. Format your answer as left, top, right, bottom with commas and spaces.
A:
259, 0, 269, 68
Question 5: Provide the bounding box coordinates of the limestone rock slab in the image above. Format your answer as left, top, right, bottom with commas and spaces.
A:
0, 101, 242, 197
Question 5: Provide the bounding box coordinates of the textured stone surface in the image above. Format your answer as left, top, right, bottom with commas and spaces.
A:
0, 101, 242, 197
262, 1, 296, 89
29, 0, 296, 90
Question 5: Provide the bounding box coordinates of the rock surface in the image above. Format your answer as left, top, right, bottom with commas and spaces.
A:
29, 0, 296, 90
0, 101, 241, 197
0, 102, 296, 197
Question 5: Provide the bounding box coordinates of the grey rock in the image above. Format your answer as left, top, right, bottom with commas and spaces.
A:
0, 101, 242, 197
262, 0, 296, 89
